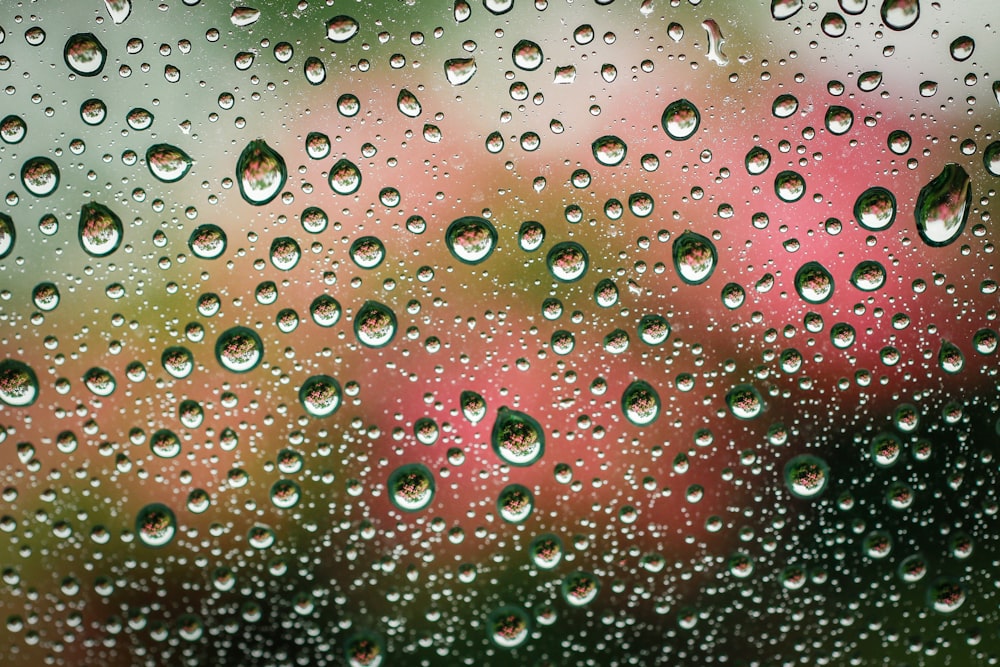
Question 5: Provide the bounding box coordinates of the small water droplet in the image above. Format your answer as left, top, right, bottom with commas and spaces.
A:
487, 605, 531, 648
329, 158, 362, 195
726, 384, 764, 419
0, 115, 27, 144
858, 70, 882, 91
774, 170, 806, 202
497, 483, 533, 523
745, 146, 771, 175
562, 571, 600, 606
31, 282, 59, 311
591, 135, 627, 166
546, 241, 589, 282
397, 89, 421, 117
161, 346, 195, 379
850, 260, 887, 291
771, 0, 803, 20
104, 0, 132, 24
512, 39, 543, 70
303, 56, 326, 85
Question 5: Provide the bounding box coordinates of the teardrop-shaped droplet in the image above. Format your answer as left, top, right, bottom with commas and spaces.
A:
78, 202, 123, 257
854, 186, 896, 231
188, 224, 227, 259
0, 359, 39, 407
491, 407, 545, 466
784, 455, 830, 499
914, 163, 970, 247
454, 0, 471, 22
794, 261, 835, 303
445, 216, 498, 264
20, 156, 59, 197
622, 380, 660, 426
880, 0, 919, 31
444, 57, 477, 86
771, 0, 803, 20
512, 39, 543, 71
661, 99, 700, 140
745, 146, 771, 175
726, 384, 765, 419
772, 94, 799, 118
135, 503, 177, 548
825, 105, 853, 135
230, 6, 260, 26
0, 115, 27, 144
938, 341, 964, 374
237, 139, 286, 205
104, 0, 132, 24
326, 15, 359, 42
858, 70, 883, 91
397, 89, 421, 117
672, 231, 717, 285
546, 241, 589, 282
64, 33, 107, 76
146, 144, 192, 182
329, 158, 362, 195
461, 390, 487, 424
216, 326, 264, 373
949, 35, 974, 61
389, 464, 435, 512
354, 301, 397, 348
299, 375, 342, 417
591, 135, 627, 166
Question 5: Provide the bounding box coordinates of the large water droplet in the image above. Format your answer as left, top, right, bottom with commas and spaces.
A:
825, 105, 853, 135
484, 0, 514, 14
354, 301, 397, 348
326, 15, 359, 42
150, 429, 181, 458
0, 213, 14, 259
858, 70, 883, 91
546, 241, 589, 282
310, 295, 341, 327
461, 390, 487, 424
927, 578, 965, 613
188, 224, 227, 259
135, 504, 177, 548
161, 346, 195, 379
591, 135, 627, 166
661, 99, 700, 140
672, 231, 717, 285
491, 407, 545, 466
745, 146, 771, 175
344, 634, 385, 667
774, 170, 805, 202
497, 484, 533, 523
78, 202, 123, 257
850, 260, 887, 291
880, 0, 919, 31
622, 380, 660, 426
794, 262, 835, 304
914, 163, 970, 247
32, 282, 59, 311
64, 33, 107, 76
444, 58, 477, 85
20, 156, 59, 197
104, 0, 132, 24
530, 534, 563, 569
146, 144, 192, 182
388, 464, 435, 512
216, 327, 264, 373
562, 571, 600, 606
487, 606, 531, 648
270, 480, 301, 509
701, 19, 729, 66
303, 56, 326, 85
269, 237, 301, 271
983, 141, 1000, 177
0, 115, 27, 144
237, 139, 286, 205
329, 158, 362, 195
938, 340, 964, 374
771, 0, 803, 20
512, 39, 543, 71
299, 375, 342, 417
0, 360, 38, 407
726, 384, 764, 419
397, 89, 421, 117
445, 216, 498, 264
854, 186, 896, 231
784, 455, 829, 498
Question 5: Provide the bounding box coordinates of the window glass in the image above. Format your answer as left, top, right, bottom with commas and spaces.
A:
1, 0, 998, 664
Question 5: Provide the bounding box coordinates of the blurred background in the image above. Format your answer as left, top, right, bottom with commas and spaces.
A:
0, 0, 998, 664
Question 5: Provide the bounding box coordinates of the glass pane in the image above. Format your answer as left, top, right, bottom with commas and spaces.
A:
1, 0, 997, 664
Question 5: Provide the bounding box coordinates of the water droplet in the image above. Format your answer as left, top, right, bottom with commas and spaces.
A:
512, 39, 543, 71
135, 504, 176, 548
270, 480, 301, 509
0, 360, 38, 407
897, 554, 927, 582
237, 139, 286, 205
661, 99, 700, 140
161, 346, 194, 379
622, 380, 660, 426
938, 340, 964, 374
825, 105, 853, 134
329, 158, 362, 195
487, 606, 531, 648
310, 295, 341, 327
354, 301, 397, 348
854, 186, 896, 231
850, 260, 887, 291
774, 170, 806, 202
973, 328, 998, 355
862, 530, 893, 559
591, 135, 627, 166
230, 6, 260, 26
638, 314, 670, 345
150, 428, 181, 458
886, 480, 914, 509
517, 221, 545, 251
562, 571, 600, 606
726, 384, 764, 419
215, 327, 263, 373
461, 390, 487, 423
672, 231, 717, 285
78, 202, 123, 257
880, 0, 919, 31
497, 483, 533, 523
821, 12, 847, 37
603, 329, 630, 354
397, 89, 421, 117
553, 65, 576, 84
858, 70, 882, 91
771, 0, 803, 20
125, 107, 154, 131
491, 407, 545, 466
20, 157, 59, 197
414, 417, 439, 445
601, 63, 617, 83
188, 224, 227, 259
303, 56, 326, 85
794, 261, 835, 304
871, 432, 901, 467
546, 241, 589, 282
0, 115, 27, 144
299, 375, 342, 417
388, 463, 435, 512
64, 33, 107, 76
344, 634, 385, 667
772, 94, 799, 118
745, 146, 771, 175
529, 534, 563, 569
887, 129, 911, 154
80, 98, 107, 126
326, 15, 359, 42
337, 94, 361, 117
914, 163, 970, 247
445, 216, 498, 264
984, 141, 1000, 177
950, 35, 974, 61
31, 282, 59, 311
721, 282, 746, 309
628, 192, 654, 217
444, 58, 477, 86
301, 206, 328, 233
269, 237, 301, 271
701, 19, 729, 66
146, 144, 193, 182
484, 0, 514, 14
104, 0, 132, 24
